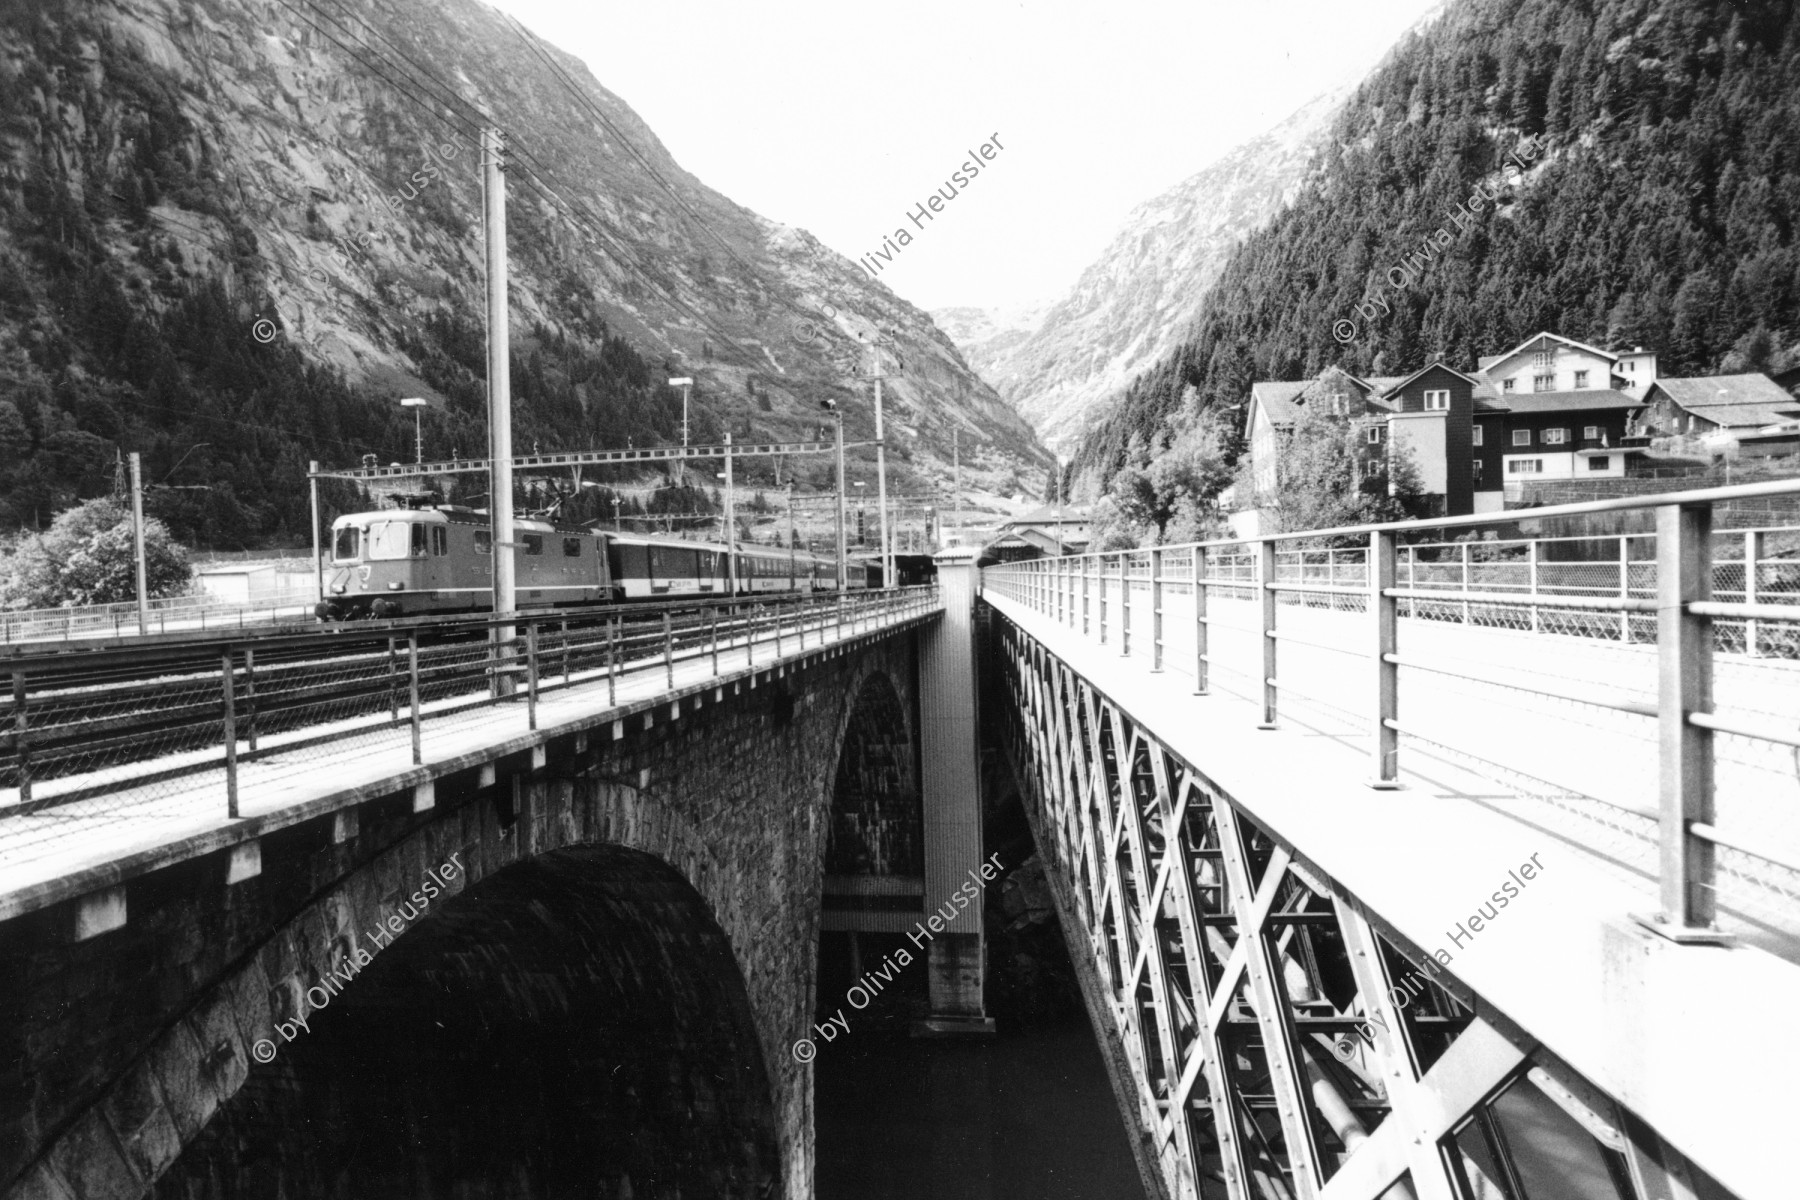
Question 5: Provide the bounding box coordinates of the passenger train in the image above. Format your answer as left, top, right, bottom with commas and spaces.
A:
314, 506, 870, 621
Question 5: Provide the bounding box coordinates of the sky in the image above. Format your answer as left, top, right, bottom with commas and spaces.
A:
487, 0, 1443, 314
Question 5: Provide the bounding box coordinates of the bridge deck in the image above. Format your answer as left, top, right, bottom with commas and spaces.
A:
985, 585, 1799, 1200
0, 596, 939, 922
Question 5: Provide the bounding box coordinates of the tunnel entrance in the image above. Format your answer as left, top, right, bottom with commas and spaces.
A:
155, 846, 780, 1200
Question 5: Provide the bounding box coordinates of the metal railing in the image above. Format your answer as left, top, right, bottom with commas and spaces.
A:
0, 588, 323, 644
984, 479, 1800, 942
0, 587, 940, 859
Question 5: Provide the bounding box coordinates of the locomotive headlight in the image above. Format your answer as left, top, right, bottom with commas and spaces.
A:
387, 581, 403, 590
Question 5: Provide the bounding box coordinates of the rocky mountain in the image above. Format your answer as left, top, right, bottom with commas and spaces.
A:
933, 88, 1347, 455
0, 0, 1048, 544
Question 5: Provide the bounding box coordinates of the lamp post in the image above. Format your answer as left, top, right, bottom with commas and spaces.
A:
400, 397, 427, 464
853, 480, 867, 548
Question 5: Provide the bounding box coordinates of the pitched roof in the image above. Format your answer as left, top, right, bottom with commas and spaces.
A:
1486, 389, 1644, 414
1008, 504, 1091, 526
1688, 403, 1800, 429
1372, 361, 1485, 397
1652, 374, 1800, 422
1249, 381, 1312, 427
1484, 331, 1618, 368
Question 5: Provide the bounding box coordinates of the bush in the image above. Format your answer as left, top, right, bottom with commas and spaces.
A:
0, 496, 191, 608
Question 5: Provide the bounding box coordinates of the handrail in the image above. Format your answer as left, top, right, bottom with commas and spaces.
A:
0, 587, 942, 834
983, 488, 1800, 944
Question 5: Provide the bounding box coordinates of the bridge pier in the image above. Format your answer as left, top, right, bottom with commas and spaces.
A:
914, 548, 994, 1034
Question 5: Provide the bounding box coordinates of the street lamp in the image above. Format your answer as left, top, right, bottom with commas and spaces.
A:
853, 481, 867, 546
400, 397, 427, 465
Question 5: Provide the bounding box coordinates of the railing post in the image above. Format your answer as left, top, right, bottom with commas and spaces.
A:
1193, 547, 1209, 695
663, 610, 675, 686
776, 599, 784, 657
11, 669, 29, 807
243, 648, 258, 752
526, 621, 540, 730
1528, 538, 1541, 633
1369, 530, 1400, 787
607, 616, 618, 706
1258, 539, 1278, 729
1649, 503, 1717, 937
711, 607, 721, 675
561, 618, 571, 682
1150, 548, 1164, 672
1098, 554, 1109, 645
221, 649, 240, 819
1744, 530, 1761, 656
1119, 552, 1132, 657
408, 632, 422, 765
1460, 541, 1472, 626
1082, 555, 1090, 635
1619, 534, 1632, 643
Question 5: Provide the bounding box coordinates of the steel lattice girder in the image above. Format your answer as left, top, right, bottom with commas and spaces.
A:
992, 620, 1705, 1200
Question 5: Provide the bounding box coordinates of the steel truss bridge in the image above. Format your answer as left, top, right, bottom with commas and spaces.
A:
983, 479, 1800, 1200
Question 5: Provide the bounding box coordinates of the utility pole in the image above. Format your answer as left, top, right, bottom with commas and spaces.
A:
869, 334, 894, 588
953, 428, 963, 543
401, 397, 427, 464
483, 126, 516, 693
723, 431, 737, 594
309, 460, 323, 604
822, 401, 847, 591
786, 481, 796, 580
128, 452, 148, 636
670, 376, 693, 486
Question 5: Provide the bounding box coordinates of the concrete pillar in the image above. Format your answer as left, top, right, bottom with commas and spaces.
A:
915, 546, 994, 1034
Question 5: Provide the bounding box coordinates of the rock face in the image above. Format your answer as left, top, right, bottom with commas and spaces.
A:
935, 89, 1346, 454
0, 0, 1047, 504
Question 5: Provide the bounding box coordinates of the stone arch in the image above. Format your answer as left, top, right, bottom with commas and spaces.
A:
823, 669, 922, 877
151, 845, 780, 1200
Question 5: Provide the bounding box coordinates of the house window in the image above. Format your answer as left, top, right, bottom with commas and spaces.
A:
1543, 428, 1568, 445
1512, 429, 1531, 447
1503, 378, 1516, 392
1472, 426, 1484, 446
1473, 459, 1485, 485
1366, 427, 1382, 444
1583, 425, 1599, 440
1533, 349, 1554, 372
1423, 389, 1450, 411
1533, 374, 1555, 392
1574, 370, 1589, 389
1588, 455, 1610, 471
1507, 459, 1544, 475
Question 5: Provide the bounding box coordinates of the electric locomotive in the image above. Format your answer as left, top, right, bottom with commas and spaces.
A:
315, 506, 866, 621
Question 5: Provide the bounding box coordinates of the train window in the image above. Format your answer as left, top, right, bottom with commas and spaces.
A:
475, 530, 492, 554
366, 521, 414, 560
411, 523, 429, 557
432, 526, 448, 556
562, 537, 582, 557
523, 534, 544, 556
333, 526, 361, 561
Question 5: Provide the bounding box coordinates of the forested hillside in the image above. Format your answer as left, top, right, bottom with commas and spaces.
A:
1076, 0, 1800, 491
0, 0, 1045, 551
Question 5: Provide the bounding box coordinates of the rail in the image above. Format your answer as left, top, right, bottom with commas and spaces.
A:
984, 479, 1800, 943
0, 586, 940, 860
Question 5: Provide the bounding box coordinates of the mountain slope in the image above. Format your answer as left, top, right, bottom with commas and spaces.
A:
1076, 0, 1800, 488
935, 88, 1346, 455
0, 0, 1048, 544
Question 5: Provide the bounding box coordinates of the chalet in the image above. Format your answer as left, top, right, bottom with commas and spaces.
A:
998, 503, 1092, 556
1637, 375, 1800, 439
